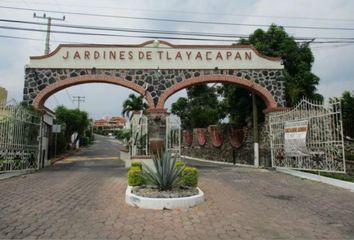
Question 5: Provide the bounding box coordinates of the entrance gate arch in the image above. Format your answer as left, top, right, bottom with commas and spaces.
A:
23, 40, 285, 163
24, 40, 285, 111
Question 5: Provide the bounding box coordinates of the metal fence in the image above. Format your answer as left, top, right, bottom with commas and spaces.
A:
269, 99, 346, 173
0, 103, 41, 172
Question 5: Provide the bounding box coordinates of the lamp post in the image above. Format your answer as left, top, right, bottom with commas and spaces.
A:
252, 92, 259, 167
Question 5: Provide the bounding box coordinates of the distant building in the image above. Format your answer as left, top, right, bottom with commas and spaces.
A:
0, 87, 8, 105
93, 116, 126, 132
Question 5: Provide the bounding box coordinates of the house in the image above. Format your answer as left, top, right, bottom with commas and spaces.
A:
93, 116, 126, 133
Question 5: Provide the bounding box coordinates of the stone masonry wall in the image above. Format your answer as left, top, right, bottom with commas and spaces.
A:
181, 128, 253, 165
23, 68, 285, 107
181, 124, 271, 166
345, 140, 354, 174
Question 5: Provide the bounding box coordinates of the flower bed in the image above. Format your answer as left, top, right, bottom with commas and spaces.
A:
132, 186, 199, 198
125, 151, 205, 209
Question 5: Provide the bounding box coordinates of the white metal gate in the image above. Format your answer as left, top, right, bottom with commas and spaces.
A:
131, 112, 148, 156
0, 103, 41, 172
166, 115, 181, 157
269, 99, 346, 173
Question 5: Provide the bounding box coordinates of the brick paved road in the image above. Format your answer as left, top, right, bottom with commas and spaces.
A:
0, 135, 354, 239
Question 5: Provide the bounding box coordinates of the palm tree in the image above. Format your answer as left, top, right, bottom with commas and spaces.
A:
122, 94, 148, 120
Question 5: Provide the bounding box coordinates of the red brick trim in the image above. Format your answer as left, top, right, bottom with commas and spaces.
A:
32, 75, 155, 110
157, 75, 278, 109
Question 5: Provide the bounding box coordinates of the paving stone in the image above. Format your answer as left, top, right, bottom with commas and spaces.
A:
0, 158, 354, 239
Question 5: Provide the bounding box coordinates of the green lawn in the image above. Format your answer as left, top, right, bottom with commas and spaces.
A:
302, 170, 354, 183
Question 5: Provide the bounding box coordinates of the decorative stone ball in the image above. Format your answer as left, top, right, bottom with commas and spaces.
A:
153, 39, 160, 48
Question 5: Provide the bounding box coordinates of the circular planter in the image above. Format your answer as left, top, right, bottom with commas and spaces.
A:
125, 186, 205, 209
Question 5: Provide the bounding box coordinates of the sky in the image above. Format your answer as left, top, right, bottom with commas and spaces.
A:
0, 0, 353, 119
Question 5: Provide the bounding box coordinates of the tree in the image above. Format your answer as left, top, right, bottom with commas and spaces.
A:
122, 94, 148, 120
55, 106, 90, 147
217, 85, 265, 127
330, 90, 354, 138
171, 84, 223, 129
341, 91, 354, 122
239, 24, 323, 106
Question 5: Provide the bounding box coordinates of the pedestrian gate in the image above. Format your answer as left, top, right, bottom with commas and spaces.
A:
0, 103, 41, 172
166, 115, 181, 157
269, 99, 346, 173
131, 113, 148, 156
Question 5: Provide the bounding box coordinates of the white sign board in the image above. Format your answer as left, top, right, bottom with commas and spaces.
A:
29, 40, 283, 70
284, 120, 310, 157
52, 124, 61, 133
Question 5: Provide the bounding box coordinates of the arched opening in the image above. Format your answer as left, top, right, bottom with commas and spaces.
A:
32, 75, 155, 110
163, 75, 279, 166
157, 75, 278, 112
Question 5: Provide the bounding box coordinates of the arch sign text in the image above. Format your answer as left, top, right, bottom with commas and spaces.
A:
29, 41, 283, 70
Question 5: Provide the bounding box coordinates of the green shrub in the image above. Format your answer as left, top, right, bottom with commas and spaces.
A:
139, 151, 184, 191
128, 167, 144, 186
181, 167, 199, 187
176, 160, 185, 168
80, 136, 90, 146
131, 162, 142, 170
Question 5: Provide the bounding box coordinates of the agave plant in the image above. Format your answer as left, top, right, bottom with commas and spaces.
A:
140, 151, 184, 191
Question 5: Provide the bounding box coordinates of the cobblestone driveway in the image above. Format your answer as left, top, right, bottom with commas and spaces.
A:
0, 158, 354, 239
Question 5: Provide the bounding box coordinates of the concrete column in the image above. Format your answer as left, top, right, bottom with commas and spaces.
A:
146, 109, 169, 154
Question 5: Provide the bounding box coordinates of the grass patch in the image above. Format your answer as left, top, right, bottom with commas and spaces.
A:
302, 170, 354, 183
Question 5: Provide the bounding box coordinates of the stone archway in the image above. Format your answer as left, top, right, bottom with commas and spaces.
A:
156, 75, 278, 111
24, 40, 286, 111
31, 75, 155, 110
24, 40, 286, 161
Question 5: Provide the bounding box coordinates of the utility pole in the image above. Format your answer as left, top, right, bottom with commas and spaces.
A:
33, 12, 65, 54
72, 96, 85, 110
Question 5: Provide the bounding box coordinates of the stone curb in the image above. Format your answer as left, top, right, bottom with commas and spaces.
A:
277, 168, 354, 192
50, 149, 81, 165
125, 186, 205, 210
0, 170, 35, 181
181, 155, 259, 168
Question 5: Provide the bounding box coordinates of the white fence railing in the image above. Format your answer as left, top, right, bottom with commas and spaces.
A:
0, 103, 41, 172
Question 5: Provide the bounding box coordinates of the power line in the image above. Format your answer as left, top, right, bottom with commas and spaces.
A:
0, 33, 85, 43
3, 0, 354, 23
3, 18, 354, 41
65, 89, 75, 108
0, 18, 250, 39
0, 32, 354, 48
72, 96, 85, 110
1, 5, 354, 31
1, 20, 354, 44
311, 43, 354, 49
0, 25, 241, 42
52, 95, 60, 105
